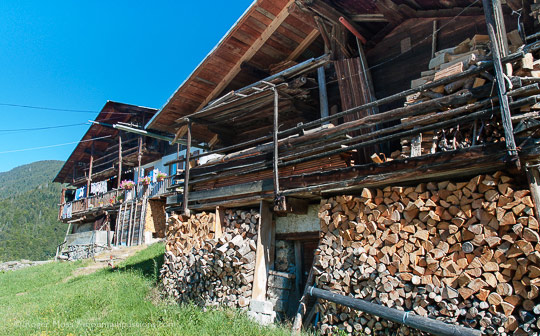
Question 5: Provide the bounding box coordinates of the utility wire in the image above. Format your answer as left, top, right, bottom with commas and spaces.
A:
0, 122, 89, 132
0, 135, 113, 154
0, 102, 138, 115
0, 115, 133, 134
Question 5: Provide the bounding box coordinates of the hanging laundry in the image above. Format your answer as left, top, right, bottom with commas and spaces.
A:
74, 186, 86, 200
91, 180, 108, 195
62, 202, 72, 219
152, 168, 159, 183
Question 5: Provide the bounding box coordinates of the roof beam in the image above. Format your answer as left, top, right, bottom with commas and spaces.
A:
193, 0, 295, 113
374, 0, 405, 25
350, 14, 388, 22
286, 29, 320, 62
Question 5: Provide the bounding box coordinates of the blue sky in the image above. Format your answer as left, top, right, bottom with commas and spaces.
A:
0, 1, 253, 172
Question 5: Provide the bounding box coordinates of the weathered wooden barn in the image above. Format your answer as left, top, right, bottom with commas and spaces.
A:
108, 0, 540, 334
54, 101, 181, 260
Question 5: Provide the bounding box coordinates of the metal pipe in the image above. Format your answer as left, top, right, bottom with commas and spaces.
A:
307, 286, 481, 336
338, 17, 367, 44
272, 88, 281, 197
183, 119, 192, 216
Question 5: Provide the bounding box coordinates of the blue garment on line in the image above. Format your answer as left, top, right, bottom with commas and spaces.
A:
74, 186, 86, 200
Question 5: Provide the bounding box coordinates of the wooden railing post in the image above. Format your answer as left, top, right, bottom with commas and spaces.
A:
86, 143, 94, 211
117, 133, 122, 189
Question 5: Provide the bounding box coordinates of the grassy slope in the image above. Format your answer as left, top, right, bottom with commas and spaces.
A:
0, 243, 293, 336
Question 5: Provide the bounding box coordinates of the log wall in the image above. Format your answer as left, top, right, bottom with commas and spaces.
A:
315, 172, 540, 335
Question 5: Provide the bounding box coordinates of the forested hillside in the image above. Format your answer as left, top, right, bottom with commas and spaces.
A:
0, 161, 66, 261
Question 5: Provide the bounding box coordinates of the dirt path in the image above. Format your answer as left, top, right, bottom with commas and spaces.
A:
63, 244, 147, 282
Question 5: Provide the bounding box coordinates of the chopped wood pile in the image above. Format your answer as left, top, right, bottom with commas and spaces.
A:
161, 209, 259, 309
314, 172, 540, 335
393, 34, 540, 160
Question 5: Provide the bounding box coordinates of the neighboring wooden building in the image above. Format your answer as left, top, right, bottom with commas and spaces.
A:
97, 0, 540, 334
54, 101, 180, 260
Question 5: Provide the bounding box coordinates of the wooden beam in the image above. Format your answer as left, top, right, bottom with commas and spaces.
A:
493, 0, 509, 57
482, 0, 519, 165
188, 179, 273, 202
195, 0, 295, 112
294, 241, 302, 296
251, 201, 274, 301
173, 125, 188, 144
374, 0, 405, 25
86, 144, 94, 209
117, 134, 123, 189
525, 165, 540, 224
286, 29, 320, 62
214, 206, 224, 239
351, 14, 388, 22
301, 0, 370, 39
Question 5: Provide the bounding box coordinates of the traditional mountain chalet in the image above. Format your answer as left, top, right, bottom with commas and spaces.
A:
87, 0, 540, 334
54, 101, 184, 260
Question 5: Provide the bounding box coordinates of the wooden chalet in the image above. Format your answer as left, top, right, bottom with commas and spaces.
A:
114, 0, 540, 334
54, 101, 181, 260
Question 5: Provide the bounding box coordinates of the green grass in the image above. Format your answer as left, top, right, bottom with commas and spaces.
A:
0, 243, 294, 336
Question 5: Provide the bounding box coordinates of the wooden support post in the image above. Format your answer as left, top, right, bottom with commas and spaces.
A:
292, 266, 315, 333
431, 20, 437, 59
183, 119, 192, 216
525, 165, 540, 224
294, 241, 302, 296
86, 144, 94, 209
493, 0, 509, 57
482, 0, 520, 167
105, 212, 111, 249
137, 136, 142, 183
214, 206, 224, 239
59, 188, 66, 220
117, 134, 123, 189
317, 67, 329, 120
251, 201, 274, 301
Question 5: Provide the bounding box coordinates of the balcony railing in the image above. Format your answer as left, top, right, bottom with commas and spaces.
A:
59, 177, 174, 220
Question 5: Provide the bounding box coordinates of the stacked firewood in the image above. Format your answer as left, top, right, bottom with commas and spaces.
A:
164, 212, 214, 255
314, 172, 540, 335
396, 34, 540, 159
161, 209, 259, 309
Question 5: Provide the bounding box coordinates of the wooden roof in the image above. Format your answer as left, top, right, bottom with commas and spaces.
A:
146, 0, 324, 138
146, 0, 489, 141
53, 102, 157, 184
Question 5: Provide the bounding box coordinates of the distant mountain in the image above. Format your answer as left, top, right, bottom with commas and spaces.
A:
0, 161, 66, 261
0, 160, 64, 199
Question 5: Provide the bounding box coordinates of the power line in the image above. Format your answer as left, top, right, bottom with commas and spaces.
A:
0, 116, 132, 134
0, 135, 113, 154
0, 102, 137, 115
0, 122, 89, 132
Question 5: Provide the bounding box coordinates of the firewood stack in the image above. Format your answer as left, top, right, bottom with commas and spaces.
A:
314, 172, 540, 335
395, 33, 540, 160
161, 209, 259, 309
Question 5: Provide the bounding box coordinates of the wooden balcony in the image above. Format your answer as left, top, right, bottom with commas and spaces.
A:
59, 177, 174, 221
